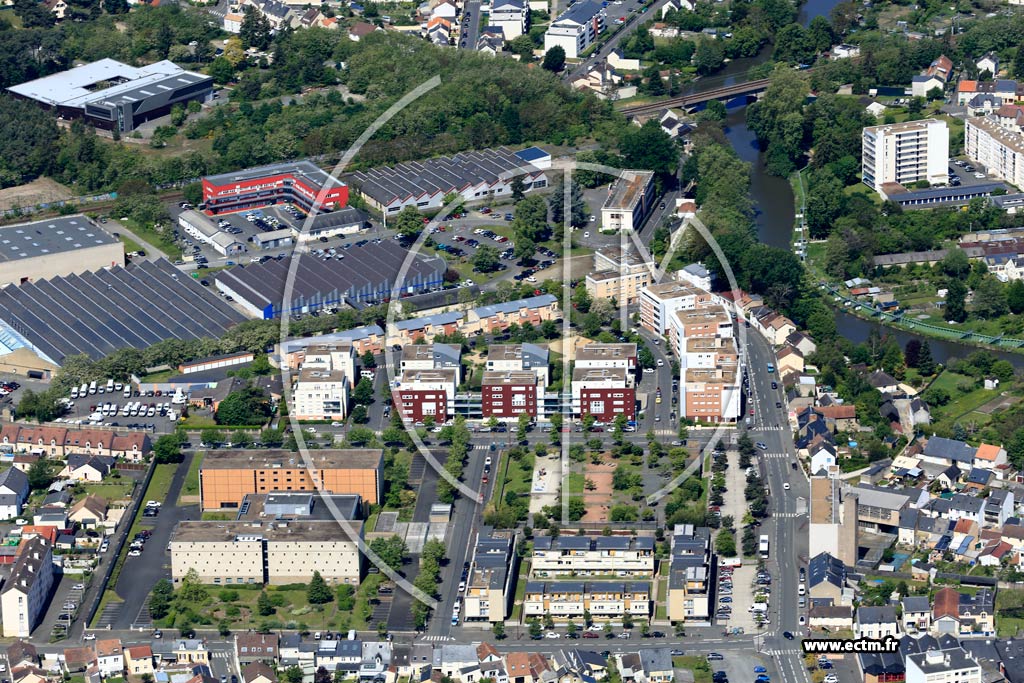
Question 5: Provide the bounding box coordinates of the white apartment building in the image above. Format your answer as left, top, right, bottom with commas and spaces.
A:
301, 342, 356, 386
292, 368, 348, 421
399, 344, 462, 383
1, 537, 55, 637
586, 247, 655, 304
488, 0, 528, 40
905, 649, 981, 683
639, 282, 713, 335
667, 309, 733, 359
601, 170, 656, 232
862, 119, 949, 193
170, 520, 363, 586
485, 343, 550, 388
531, 534, 655, 577
574, 342, 637, 372
544, 0, 606, 59
965, 115, 1024, 189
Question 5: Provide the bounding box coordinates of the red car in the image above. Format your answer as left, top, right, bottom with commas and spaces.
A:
582, 632, 599, 639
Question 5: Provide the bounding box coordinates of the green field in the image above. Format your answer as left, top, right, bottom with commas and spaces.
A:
673, 656, 712, 683
80, 480, 136, 503
179, 452, 204, 503
927, 371, 1000, 432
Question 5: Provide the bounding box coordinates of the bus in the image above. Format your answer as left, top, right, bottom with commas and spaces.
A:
759, 535, 770, 559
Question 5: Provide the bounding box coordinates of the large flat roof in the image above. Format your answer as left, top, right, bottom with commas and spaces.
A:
603, 171, 654, 211
204, 160, 346, 192
346, 147, 543, 207
8, 58, 209, 109
0, 215, 116, 262
199, 449, 383, 470
0, 258, 244, 365
171, 519, 363, 543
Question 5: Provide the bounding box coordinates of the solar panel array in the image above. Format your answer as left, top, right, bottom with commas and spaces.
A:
0, 259, 246, 364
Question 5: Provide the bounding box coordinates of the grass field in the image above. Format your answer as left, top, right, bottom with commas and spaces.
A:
81, 480, 136, 503
998, 588, 1024, 637
927, 371, 999, 432
674, 656, 712, 683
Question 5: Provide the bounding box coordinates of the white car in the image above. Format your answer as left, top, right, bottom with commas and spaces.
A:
583, 231, 590, 238
128, 550, 142, 557
799, 615, 806, 625
545, 631, 561, 639
458, 581, 466, 592
783, 483, 791, 490
824, 676, 838, 683
974, 172, 986, 179
83, 633, 96, 641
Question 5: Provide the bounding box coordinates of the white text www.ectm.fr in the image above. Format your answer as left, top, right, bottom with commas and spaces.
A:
802, 637, 900, 654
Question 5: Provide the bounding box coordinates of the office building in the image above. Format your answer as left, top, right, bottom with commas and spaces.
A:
202, 161, 349, 215
965, 115, 1024, 189
862, 119, 950, 193
7, 58, 212, 132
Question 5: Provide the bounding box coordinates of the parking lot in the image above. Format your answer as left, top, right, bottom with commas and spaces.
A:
58, 382, 184, 433
947, 157, 997, 187
712, 650, 774, 683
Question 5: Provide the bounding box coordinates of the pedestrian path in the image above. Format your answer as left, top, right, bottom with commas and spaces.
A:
763, 649, 803, 656
420, 635, 455, 642
754, 424, 786, 432
760, 453, 790, 460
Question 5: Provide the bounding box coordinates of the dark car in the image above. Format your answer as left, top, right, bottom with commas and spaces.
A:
783, 631, 794, 640
200, 280, 210, 287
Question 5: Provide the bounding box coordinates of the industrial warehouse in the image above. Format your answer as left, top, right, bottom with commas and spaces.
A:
7, 58, 213, 132
0, 258, 246, 369
213, 241, 447, 319
0, 215, 124, 286
345, 147, 551, 214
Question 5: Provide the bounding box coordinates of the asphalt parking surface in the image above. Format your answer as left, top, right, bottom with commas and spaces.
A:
58, 387, 180, 434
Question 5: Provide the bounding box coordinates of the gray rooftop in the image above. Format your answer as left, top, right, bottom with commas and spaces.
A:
472, 294, 558, 319
0, 258, 245, 365
555, 0, 605, 26
0, 215, 116, 263
8, 58, 208, 108
347, 147, 544, 207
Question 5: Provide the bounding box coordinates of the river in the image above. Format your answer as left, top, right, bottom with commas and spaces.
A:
689, 0, 1024, 367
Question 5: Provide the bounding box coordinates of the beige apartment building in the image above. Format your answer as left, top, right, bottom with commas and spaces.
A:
585, 248, 654, 304
0, 537, 55, 637
965, 115, 1024, 189
639, 282, 714, 335
291, 368, 348, 421
463, 529, 518, 623
668, 309, 733, 358
300, 342, 356, 385
682, 368, 740, 423
531, 534, 655, 577
666, 525, 712, 623
169, 520, 363, 585
862, 118, 949, 192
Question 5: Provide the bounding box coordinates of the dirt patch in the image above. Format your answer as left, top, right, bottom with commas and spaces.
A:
579, 460, 615, 523
0, 178, 74, 209
545, 335, 597, 358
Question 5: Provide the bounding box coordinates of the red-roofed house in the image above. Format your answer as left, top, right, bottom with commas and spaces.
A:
974, 443, 1007, 469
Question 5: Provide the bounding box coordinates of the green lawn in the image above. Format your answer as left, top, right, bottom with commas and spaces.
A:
927, 371, 1000, 431
998, 588, 1024, 637
179, 452, 204, 503
566, 472, 585, 495
80, 480, 136, 503
674, 657, 712, 683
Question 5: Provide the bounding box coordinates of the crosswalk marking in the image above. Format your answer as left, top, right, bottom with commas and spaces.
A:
754, 424, 786, 432
764, 649, 803, 656
419, 635, 455, 642
760, 453, 790, 460
773, 512, 804, 518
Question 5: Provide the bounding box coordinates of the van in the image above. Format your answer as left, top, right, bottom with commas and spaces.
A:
798, 583, 806, 596
123, 387, 131, 398
71, 387, 79, 399
88, 381, 97, 395
106, 379, 114, 393
79, 383, 88, 397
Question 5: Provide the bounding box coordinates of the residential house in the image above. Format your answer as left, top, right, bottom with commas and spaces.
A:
808, 552, 846, 604
902, 596, 932, 632
660, 0, 694, 18
124, 645, 154, 677
636, 649, 673, 683
905, 648, 981, 683
932, 586, 995, 636
236, 634, 279, 665
7, 641, 37, 671
867, 370, 899, 394
856, 606, 899, 639
60, 454, 114, 482
348, 21, 377, 41
977, 52, 1000, 76
974, 443, 1008, 469
68, 495, 107, 529
985, 489, 1014, 526
0, 467, 29, 519
911, 55, 953, 98
95, 640, 124, 678
785, 332, 817, 356
776, 346, 804, 376
808, 604, 854, 631
242, 662, 277, 683
172, 640, 210, 666
921, 436, 977, 468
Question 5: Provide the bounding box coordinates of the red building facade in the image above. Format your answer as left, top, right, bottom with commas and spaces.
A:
202, 161, 349, 215
392, 389, 449, 423
481, 372, 540, 418
579, 387, 636, 421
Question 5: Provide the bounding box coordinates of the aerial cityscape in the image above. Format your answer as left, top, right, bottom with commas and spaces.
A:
5, 1, 1024, 683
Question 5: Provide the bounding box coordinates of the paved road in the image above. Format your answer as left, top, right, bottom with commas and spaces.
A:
106, 218, 169, 261
458, 0, 482, 49
563, 0, 671, 83
110, 453, 199, 630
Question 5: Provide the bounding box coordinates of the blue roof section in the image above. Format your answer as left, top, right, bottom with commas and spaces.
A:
472, 294, 558, 319
515, 146, 550, 163
556, 0, 604, 25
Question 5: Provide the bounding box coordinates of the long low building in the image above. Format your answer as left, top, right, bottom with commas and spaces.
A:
345, 147, 549, 214
523, 581, 651, 620
199, 449, 384, 509
8, 58, 212, 133
214, 242, 447, 318
170, 518, 363, 586
0, 258, 245, 368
